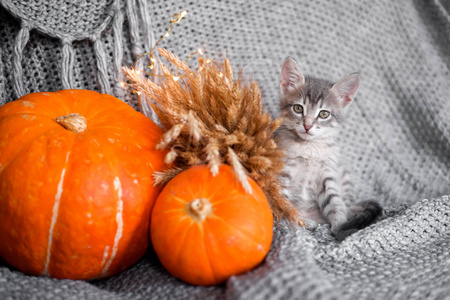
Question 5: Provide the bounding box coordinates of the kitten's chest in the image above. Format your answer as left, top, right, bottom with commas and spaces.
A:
282, 157, 325, 191
280, 141, 337, 184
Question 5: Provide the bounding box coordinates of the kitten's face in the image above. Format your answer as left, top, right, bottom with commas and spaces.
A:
281, 88, 342, 141
278, 57, 360, 142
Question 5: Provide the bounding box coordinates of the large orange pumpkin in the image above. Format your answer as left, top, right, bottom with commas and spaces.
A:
0, 89, 166, 280
150, 164, 273, 286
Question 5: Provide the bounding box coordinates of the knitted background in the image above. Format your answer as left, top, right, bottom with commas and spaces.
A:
1, 0, 450, 299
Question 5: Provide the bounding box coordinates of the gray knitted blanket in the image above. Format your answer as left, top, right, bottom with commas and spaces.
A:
1, 1, 449, 299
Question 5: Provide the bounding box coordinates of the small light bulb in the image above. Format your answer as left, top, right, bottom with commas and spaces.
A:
180, 10, 187, 18
164, 32, 170, 38
120, 81, 125, 87
137, 91, 141, 95
136, 69, 141, 75
198, 48, 204, 55
149, 64, 154, 70
206, 59, 211, 64
173, 76, 180, 81
219, 72, 223, 78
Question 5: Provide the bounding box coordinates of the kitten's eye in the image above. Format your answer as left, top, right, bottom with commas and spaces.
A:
293, 104, 303, 114
319, 110, 330, 119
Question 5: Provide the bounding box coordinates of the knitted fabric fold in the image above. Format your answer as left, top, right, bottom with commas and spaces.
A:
12, 21, 30, 98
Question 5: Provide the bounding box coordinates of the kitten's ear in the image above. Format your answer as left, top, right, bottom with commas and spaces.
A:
331, 73, 360, 108
280, 57, 305, 96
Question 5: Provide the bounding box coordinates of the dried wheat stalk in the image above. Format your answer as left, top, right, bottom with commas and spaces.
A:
123, 49, 305, 226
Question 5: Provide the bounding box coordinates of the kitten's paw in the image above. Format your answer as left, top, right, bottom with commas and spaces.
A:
330, 225, 340, 235
304, 219, 318, 231
330, 217, 347, 234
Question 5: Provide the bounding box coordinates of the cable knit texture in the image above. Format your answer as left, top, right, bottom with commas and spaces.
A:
0, 1, 449, 299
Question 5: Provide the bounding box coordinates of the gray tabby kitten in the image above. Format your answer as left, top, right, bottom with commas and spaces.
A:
274, 57, 381, 240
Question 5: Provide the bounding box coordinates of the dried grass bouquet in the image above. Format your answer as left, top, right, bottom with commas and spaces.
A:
123, 48, 304, 226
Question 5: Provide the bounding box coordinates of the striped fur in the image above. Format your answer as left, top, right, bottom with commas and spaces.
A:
275, 57, 381, 239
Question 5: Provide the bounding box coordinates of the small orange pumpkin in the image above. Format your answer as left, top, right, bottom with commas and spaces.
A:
0, 89, 166, 280
150, 164, 273, 286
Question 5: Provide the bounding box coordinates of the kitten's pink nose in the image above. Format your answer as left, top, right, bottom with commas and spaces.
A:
304, 124, 313, 132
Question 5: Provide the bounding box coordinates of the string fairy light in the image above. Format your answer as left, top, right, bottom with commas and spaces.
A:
130, 10, 204, 79
120, 10, 217, 97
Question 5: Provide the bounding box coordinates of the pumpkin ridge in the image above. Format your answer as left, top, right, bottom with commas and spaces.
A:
0, 112, 47, 120
150, 214, 191, 270
95, 146, 128, 277
81, 125, 130, 131
101, 176, 125, 277
161, 208, 185, 214
201, 222, 219, 284
82, 98, 143, 126
42, 149, 73, 276
79, 108, 107, 123
210, 215, 265, 249
0, 127, 61, 175
36, 130, 76, 277
168, 195, 188, 205
17, 94, 73, 118
174, 222, 196, 269
207, 193, 245, 207
202, 186, 225, 205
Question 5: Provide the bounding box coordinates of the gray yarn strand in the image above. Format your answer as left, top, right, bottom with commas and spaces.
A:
0, 46, 5, 105
112, 6, 125, 100
126, 0, 144, 58
12, 21, 30, 99
136, 0, 159, 121
61, 38, 75, 90
92, 34, 112, 95
137, 0, 153, 52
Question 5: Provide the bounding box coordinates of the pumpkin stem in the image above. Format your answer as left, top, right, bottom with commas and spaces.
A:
187, 198, 212, 221
55, 113, 87, 133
